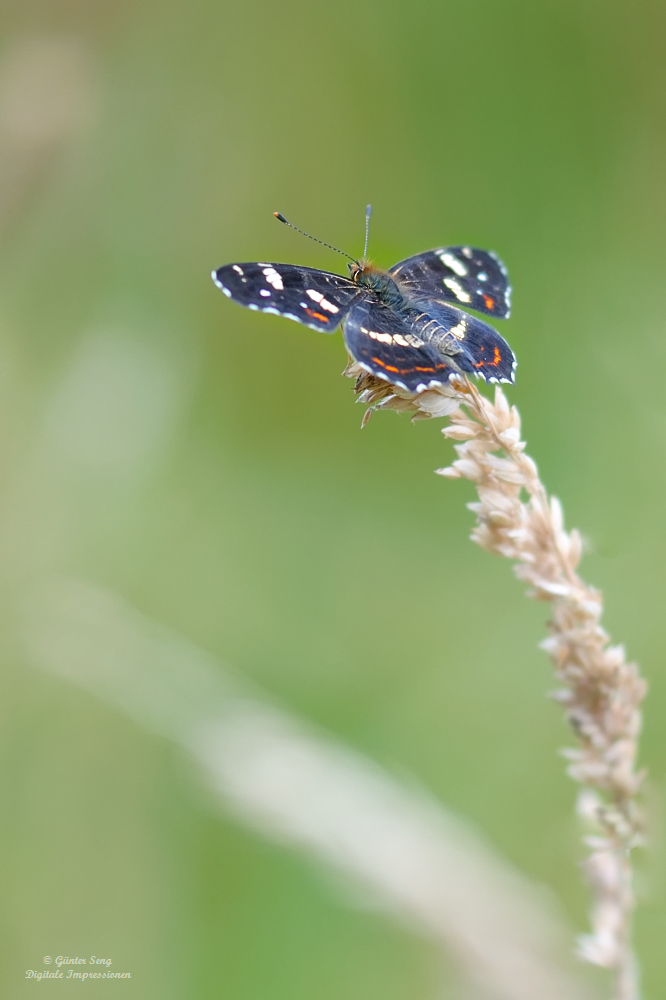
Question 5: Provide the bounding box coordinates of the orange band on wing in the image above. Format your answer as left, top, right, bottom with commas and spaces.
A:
305, 308, 329, 322
371, 356, 447, 376
474, 345, 502, 368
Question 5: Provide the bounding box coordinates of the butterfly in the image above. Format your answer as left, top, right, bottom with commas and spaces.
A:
211, 211, 516, 393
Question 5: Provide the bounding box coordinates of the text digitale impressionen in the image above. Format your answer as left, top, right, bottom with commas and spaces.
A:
25, 956, 132, 980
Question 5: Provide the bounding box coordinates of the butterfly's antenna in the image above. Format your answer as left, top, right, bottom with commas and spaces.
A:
363, 204, 371, 260
273, 212, 357, 264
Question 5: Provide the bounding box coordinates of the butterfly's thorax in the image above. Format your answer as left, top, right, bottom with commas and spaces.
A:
350, 263, 406, 312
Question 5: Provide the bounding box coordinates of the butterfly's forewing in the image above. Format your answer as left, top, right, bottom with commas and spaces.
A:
212, 263, 362, 333
344, 298, 459, 392
390, 247, 511, 319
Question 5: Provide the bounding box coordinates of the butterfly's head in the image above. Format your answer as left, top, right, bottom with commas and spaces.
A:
348, 259, 383, 282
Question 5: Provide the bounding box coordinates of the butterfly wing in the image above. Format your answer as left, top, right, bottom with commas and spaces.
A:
410, 299, 516, 383
390, 246, 511, 319
212, 262, 362, 332
343, 298, 460, 393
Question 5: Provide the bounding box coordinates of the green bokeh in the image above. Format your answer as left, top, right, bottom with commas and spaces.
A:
2, 0, 665, 996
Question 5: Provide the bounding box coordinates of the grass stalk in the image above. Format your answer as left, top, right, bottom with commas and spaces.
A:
349, 365, 646, 1000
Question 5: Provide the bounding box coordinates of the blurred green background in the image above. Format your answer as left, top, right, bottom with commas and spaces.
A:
1, 0, 666, 995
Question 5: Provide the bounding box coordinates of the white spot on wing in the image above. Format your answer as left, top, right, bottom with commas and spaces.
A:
447, 318, 467, 340
262, 266, 284, 290
306, 289, 338, 312
259, 289, 271, 297
443, 277, 471, 302
232, 265, 244, 275
439, 252, 468, 277
477, 272, 488, 282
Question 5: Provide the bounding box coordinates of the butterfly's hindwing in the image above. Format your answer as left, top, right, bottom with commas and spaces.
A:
212, 263, 361, 332
410, 299, 516, 383
343, 299, 459, 392
457, 312, 516, 382
390, 246, 511, 319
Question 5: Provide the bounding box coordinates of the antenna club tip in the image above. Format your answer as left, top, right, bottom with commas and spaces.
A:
274, 212, 288, 223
